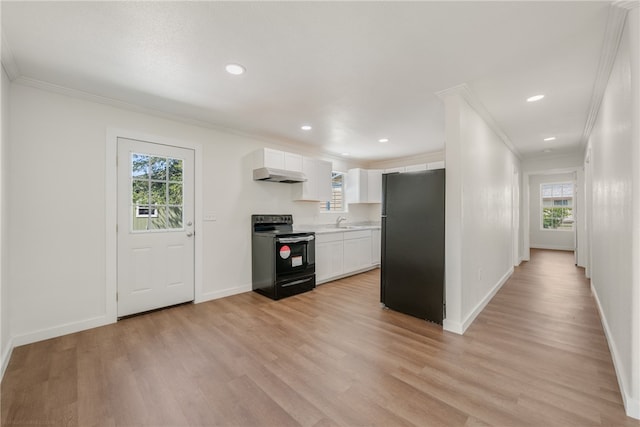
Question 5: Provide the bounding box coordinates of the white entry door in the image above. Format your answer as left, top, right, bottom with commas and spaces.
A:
117, 137, 195, 317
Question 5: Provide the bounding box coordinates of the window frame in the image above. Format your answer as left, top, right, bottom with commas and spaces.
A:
540, 181, 575, 232
319, 171, 348, 214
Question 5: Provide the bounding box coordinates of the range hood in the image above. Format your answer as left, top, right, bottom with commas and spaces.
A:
253, 167, 307, 183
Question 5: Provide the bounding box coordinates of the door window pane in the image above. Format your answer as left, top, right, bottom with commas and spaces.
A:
150, 157, 167, 180
150, 182, 167, 205
131, 153, 184, 231
149, 206, 168, 230
168, 158, 183, 182
132, 180, 148, 204
167, 207, 183, 229
132, 154, 149, 179
168, 183, 183, 205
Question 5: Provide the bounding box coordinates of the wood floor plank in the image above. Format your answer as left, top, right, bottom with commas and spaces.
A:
2, 249, 637, 426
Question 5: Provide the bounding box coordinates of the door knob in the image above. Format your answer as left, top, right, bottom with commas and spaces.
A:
186, 231, 194, 237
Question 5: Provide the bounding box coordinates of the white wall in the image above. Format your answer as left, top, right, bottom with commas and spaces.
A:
441, 89, 519, 334
7, 82, 378, 345
528, 173, 576, 251
521, 152, 583, 173
586, 7, 639, 419
1, 67, 11, 375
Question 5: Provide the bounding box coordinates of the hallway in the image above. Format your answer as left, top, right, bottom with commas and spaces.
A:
1, 249, 635, 426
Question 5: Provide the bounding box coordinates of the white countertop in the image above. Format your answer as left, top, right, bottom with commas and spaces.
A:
295, 223, 381, 235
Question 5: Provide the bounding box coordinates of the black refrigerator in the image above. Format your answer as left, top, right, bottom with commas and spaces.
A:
381, 169, 445, 324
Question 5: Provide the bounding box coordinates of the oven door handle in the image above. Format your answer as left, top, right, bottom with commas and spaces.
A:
277, 236, 315, 243
281, 277, 313, 288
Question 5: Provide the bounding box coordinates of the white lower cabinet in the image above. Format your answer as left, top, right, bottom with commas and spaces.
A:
371, 229, 381, 265
343, 230, 372, 272
316, 229, 376, 284
315, 233, 344, 283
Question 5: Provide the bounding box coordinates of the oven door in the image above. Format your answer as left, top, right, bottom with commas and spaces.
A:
275, 235, 315, 276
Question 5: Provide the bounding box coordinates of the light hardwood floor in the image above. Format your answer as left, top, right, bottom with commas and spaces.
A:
2, 249, 637, 426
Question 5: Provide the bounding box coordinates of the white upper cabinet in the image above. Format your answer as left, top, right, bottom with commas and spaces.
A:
367, 169, 382, 203
346, 168, 382, 204
383, 161, 445, 174
254, 148, 303, 172
284, 152, 304, 172
383, 166, 405, 174
316, 159, 332, 201
293, 157, 332, 201
427, 160, 445, 170
404, 163, 428, 172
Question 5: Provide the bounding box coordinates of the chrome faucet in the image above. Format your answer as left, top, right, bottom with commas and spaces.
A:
336, 216, 347, 227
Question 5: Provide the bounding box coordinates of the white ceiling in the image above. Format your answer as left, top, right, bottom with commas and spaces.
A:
1, 1, 611, 161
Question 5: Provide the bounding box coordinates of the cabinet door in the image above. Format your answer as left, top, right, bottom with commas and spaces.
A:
344, 236, 372, 273
263, 148, 285, 169
345, 168, 363, 204
299, 157, 318, 199
371, 229, 381, 265
357, 237, 372, 268
316, 241, 333, 282
284, 152, 303, 172
316, 239, 344, 283
367, 169, 382, 203
316, 160, 333, 202
343, 238, 360, 273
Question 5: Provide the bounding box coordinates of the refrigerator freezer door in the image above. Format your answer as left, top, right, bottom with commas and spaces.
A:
381, 170, 445, 324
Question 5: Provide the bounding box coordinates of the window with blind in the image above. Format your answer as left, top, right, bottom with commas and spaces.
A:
541, 182, 574, 230
320, 172, 346, 212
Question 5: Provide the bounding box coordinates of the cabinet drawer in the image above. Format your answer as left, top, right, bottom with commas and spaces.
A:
316, 232, 343, 243
343, 229, 371, 240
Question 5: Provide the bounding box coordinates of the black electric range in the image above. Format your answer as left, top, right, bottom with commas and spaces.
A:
251, 214, 315, 300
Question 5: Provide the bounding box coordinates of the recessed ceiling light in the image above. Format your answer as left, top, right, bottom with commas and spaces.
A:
341, 152, 350, 156
527, 94, 545, 102
543, 137, 556, 141
301, 125, 312, 131
378, 138, 389, 143
225, 63, 245, 75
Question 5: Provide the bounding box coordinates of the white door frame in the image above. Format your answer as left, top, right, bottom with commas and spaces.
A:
106, 128, 203, 322
522, 166, 581, 262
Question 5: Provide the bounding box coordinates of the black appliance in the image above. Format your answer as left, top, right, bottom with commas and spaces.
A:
251, 214, 316, 300
381, 169, 445, 324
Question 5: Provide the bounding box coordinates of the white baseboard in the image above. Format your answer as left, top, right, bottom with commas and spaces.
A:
591, 283, 640, 420
530, 244, 575, 251
443, 319, 464, 334
197, 283, 252, 303
444, 267, 514, 335
11, 315, 113, 348
1, 336, 14, 380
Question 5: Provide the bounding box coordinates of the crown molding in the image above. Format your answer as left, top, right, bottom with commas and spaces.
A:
12, 76, 367, 164
580, 2, 633, 147
1, 32, 20, 80
435, 83, 521, 160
